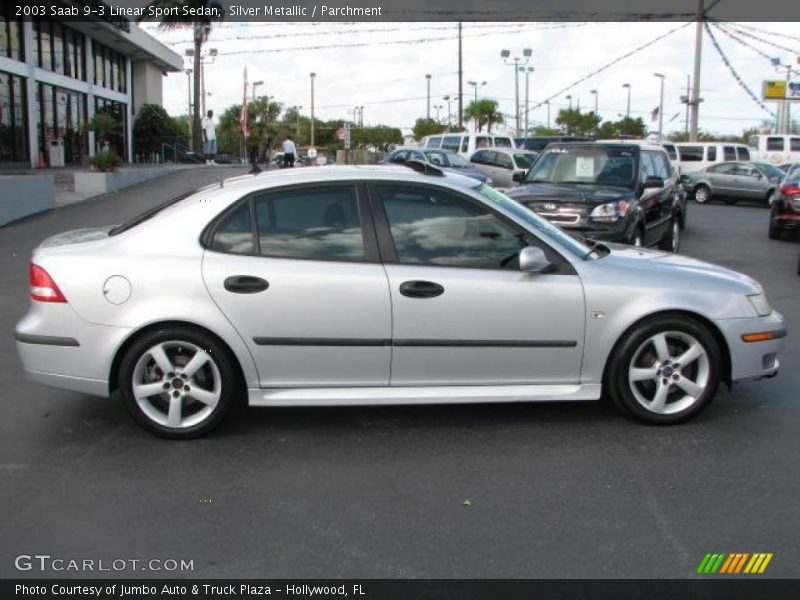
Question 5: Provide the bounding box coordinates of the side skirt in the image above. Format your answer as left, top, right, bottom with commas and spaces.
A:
248, 384, 602, 407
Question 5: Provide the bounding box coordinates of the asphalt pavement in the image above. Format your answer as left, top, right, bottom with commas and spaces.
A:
0, 172, 798, 579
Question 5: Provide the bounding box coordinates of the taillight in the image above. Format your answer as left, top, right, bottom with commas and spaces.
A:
780, 184, 800, 197
29, 263, 67, 303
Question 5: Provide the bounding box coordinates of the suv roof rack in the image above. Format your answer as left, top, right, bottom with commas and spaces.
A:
402, 160, 445, 177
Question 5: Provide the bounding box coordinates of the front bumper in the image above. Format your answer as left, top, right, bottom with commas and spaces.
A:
715, 311, 786, 381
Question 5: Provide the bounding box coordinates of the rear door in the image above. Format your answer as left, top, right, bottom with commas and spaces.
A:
367, 182, 585, 386
202, 183, 392, 388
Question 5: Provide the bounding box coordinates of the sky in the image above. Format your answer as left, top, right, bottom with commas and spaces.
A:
139, 21, 800, 138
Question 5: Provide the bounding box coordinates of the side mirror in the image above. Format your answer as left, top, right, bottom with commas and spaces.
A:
519, 247, 553, 273
752, 172, 762, 179
513, 172, 524, 183
642, 176, 664, 190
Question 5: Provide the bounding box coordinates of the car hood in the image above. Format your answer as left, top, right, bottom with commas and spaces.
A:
507, 182, 633, 205
600, 244, 762, 294
40, 227, 113, 248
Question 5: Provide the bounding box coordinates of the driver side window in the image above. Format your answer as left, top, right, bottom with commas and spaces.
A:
374, 184, 524, 269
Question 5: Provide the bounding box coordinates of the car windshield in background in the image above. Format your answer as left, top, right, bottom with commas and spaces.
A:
476, 184, 590, 258
514, 153, 537, 170
756, 163, 786, 180
524, 146, 637, 188
424, 150, 471, 168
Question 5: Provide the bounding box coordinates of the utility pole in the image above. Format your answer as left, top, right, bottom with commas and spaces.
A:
310, 72, 316, 147
425, 74, 432, 119
684, 75, 690, 134
458, 21, 463, 130
545, 100, 550, 129
185, 68, 193, 149
690, 0, 704, 141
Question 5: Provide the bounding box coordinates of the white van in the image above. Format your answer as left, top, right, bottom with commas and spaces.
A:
752, 134, 800, 166
598, 138, 680, 174
673, 142, 752, 174
420, 132, 516, 158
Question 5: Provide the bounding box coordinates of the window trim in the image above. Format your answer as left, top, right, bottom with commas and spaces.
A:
201, 181, 381, 264
365, 180, 575, 274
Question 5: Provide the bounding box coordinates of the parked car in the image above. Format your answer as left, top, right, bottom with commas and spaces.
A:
380, 147, 489, 183
506, 142, 683, 251
15, 166, 785, 437
420, 132, 514, 158
469, 148, 539, 188
673, 142, 753, 175
682, 161, 784, 205
515, 136, 591, 152
768, 163, 800, 239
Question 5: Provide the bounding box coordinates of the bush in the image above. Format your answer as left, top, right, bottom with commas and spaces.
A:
91, 148, 121, 172
133, 104, 183, 157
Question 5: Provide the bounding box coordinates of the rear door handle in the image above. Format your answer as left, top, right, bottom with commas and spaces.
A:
224, 276, 269, 294
399, 280, 444, 299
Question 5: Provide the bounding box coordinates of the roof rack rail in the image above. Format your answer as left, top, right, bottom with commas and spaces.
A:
402, 160, 445, 177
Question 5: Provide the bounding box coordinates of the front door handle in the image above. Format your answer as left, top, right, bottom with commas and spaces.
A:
399, 280, 444, 299
224, 275, 269, 294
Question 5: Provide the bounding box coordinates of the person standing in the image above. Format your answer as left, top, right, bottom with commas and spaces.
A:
282, 135, 296, 168
201, 110, 217, 166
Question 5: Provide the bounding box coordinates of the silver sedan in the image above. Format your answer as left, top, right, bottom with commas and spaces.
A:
16, 166, 786, 438
683, 161, 784, 205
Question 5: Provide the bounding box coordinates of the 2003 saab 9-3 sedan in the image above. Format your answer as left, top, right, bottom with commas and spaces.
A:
15, 166, 786, 438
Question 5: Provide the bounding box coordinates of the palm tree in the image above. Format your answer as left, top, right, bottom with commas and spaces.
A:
464, 99, 504, 133
139, 1, 223, 152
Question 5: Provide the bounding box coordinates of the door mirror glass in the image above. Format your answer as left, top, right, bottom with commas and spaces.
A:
519, 246, 552, 273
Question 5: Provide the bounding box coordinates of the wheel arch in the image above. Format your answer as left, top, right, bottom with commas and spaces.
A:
601, 309, 732, 393
108, 320, 247, 397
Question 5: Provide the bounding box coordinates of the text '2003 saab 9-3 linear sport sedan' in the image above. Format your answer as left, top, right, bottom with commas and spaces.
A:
15, 166, 786, 438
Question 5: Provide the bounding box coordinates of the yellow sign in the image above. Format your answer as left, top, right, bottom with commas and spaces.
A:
763, 80, 787, 100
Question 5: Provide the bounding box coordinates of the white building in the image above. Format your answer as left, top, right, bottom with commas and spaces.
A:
0, 1, 182, 168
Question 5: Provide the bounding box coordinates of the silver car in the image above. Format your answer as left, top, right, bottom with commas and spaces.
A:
16, 166, 786, 438
469, 148, 539, 188
683, 161, 784, 205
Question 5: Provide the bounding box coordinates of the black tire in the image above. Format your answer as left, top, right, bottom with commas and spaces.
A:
119, 327, 237, 439
606, 315, 722, 425
768, 206, 782, 240
693, 185, 711, 204
658, 215, 680, 253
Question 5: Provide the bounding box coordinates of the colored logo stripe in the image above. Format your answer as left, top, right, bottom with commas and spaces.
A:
698, 552, 773, 574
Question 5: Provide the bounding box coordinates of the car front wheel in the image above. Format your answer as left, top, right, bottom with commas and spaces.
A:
119, 327, 236, 438
607, 315, 722, 424
658, 216, 680, 253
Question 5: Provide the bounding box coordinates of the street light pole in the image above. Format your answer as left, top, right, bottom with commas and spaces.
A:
310, 72, 316, 147
654, 73, 665, 139
521, 66, 533, 135
622, 83, 631, 118
252, 80, 263, 102
545, 100, 550, 129
590, 89, 598, 115
295, 106, 302, 140
425, 74, 432, 119
443, 95, 451, 130
566, 94, 572, 110
501, 48, 532, 136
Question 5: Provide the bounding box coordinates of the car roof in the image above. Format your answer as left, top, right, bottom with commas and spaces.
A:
484, 147, 538, 155
549, 141, 666, 152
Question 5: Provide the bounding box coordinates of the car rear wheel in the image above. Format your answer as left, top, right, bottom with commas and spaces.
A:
119, 327, 236, 438
607, 315, 721, 424
694, 185, 711, 204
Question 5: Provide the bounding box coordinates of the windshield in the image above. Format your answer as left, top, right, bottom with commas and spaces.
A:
424, 150, 470, 168
514, 153, 537, 170
524, 145, 637, 188
475, 184, 589, 258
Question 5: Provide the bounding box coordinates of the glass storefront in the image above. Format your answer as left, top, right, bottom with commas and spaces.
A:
94, 96, 127, 160
33, 19, 86, 81
92, 40, 127, 93
36, 83, 87, 165
0, 71, 27, 163
0, 0, 24, 61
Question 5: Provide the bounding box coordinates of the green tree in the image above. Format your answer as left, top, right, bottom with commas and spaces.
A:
555, 109, 601, 137
464, 99, 504, 132
352, 125, 403, 152
531, 127, 561, 136
412, 118, 447, 140
139, 1, 223, 151
133, 104, 183, 158
597, 117, 647, 139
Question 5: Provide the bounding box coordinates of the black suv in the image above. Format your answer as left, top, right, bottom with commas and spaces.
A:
506, 142, 683, 252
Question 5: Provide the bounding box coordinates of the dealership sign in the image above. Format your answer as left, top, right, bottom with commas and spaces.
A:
763, 80, 800, 101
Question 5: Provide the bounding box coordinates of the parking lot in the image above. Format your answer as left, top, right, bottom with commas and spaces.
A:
0, 168, 798, 579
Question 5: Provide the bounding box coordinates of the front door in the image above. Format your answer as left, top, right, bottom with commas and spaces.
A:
202, 183, 392, 387
368, 182, 585, 386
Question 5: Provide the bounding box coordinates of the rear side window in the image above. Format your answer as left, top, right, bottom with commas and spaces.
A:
475, 136, 492, 149
441, 136, 461, 152
494, 137, 513, 148
791, 138, 800, 152
737, 147, 751, 160
254, 187, 365, 261
471, 150, 491, 164
723, 146, 736, 161
766, 137, 784, 151
663, 144, 677, 160
706, 146, 717, 161
495, 153, 513, 169
209, 202, 255, 254
708, 163, 736, 174
425, 136, 442, 148
678, 146, 703, 161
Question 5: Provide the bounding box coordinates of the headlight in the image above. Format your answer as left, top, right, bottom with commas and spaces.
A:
747, 293, 772, 317
590, 201, 629, 222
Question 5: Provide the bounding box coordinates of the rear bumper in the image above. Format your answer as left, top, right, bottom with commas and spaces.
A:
715, 311, 787, 381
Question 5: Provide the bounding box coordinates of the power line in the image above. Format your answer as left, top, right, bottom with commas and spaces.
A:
713, 23, 800, 76
728, 22, 800, 44
721, 23, 800, 58
703, 22, 776, 118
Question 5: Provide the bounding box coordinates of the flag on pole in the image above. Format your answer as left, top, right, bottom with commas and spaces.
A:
240, 67, 249, 140
650, 106, 660, 122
